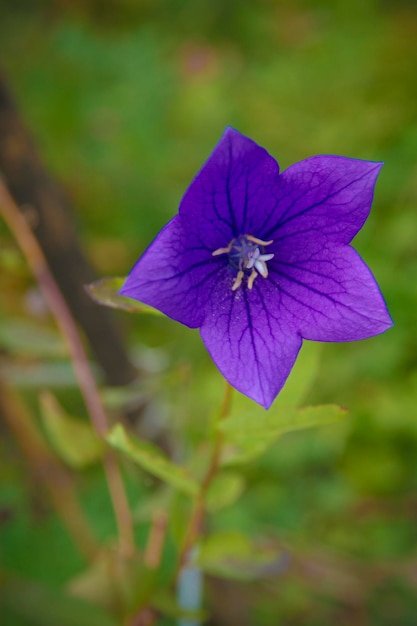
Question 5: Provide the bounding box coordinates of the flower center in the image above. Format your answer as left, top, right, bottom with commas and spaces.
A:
212, 235, 274, 291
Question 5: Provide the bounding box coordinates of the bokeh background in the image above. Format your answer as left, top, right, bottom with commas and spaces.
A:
1, 0, 417, 624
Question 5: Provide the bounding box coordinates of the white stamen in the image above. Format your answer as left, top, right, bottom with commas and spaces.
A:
254, 259, 268, 277
245, 235, 274, 247
247, 269, 258, 289
232, 270, 244, 291
246, 248, 260, 270
212, 235, 274, 291
212, 246, 231, 256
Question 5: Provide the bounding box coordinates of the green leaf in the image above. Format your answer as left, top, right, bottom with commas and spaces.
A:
106, 424, 199, 497
220, 404, 348, 465
39, 391, 105, 468
205, 471, 245, 512
198, 531, 286, 581
85, 277, 164, 315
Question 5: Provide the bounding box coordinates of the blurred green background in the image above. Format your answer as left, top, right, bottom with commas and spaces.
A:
1, 0, 417, 624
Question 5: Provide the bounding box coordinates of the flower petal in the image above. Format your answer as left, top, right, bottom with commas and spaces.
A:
270, 244, 393, 342
179, 127, 280, 247
263, 156, 383, 247
200, 279, 302, 408
120, 216, 229, 328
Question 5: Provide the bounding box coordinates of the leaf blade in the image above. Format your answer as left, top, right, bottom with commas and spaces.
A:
39, 391, 104, 468
220, 404, 347, 465
85, 277, 164, 315
106, 424, 199, 497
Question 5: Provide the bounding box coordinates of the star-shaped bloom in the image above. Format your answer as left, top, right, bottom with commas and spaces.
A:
121, 128, 393, 408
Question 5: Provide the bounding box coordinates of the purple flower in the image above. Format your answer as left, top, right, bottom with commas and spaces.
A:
121, 128, 392, 408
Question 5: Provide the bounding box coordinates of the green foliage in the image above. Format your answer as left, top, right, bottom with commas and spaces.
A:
85, 277, 164, 315
39, 391, 104, 468
221, 404, 347, 465
198, 530, 284, 581
107, 423, 199, 497
205, 471, 245, 512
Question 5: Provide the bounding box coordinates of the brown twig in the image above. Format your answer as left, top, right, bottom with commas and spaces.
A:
144, 510, 168, 570
127, 607, 158, 626
123, 511, 167, 626
0, 177, 135, 558
177, 382, 233, 571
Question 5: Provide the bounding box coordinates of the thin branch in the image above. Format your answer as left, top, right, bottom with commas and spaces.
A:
0, 177, 135, 558
177, 382, 233, 571
144, 510, 168, 570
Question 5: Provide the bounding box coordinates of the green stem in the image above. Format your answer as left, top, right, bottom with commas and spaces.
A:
177, 381, 233, 571
175, 382, 233, 626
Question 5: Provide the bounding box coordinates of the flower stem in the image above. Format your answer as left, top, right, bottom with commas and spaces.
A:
0, 177, 135, 558
144, 510, 168, 570
175, 382, 232, 625
177, 381, 233, 570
